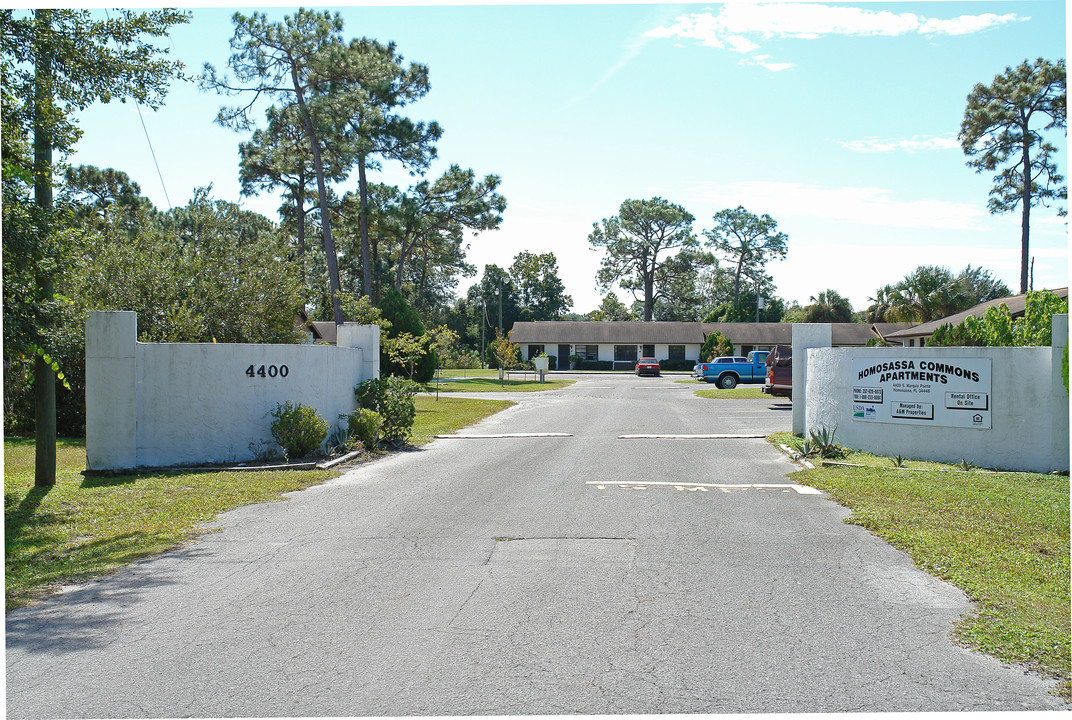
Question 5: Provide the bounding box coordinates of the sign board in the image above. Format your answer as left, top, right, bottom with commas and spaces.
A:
850, 357, 991, 430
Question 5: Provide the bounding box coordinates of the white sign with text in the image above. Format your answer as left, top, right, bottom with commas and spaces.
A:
851, 357, 992, 429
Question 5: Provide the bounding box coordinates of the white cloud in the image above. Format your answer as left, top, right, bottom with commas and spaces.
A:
689, 180, 989, 231
919, 13, 1023, 36
739, 54, 795, 72
838, 135, 961, 154
645, 3, 1024, 71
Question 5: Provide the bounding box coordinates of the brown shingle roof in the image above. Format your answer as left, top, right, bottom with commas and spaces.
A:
510, 321, 908, 347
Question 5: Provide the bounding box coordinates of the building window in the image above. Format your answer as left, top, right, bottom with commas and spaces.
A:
614, 345, 637, 362
575, 345, 598, 361
527, 344, 544, 360
668, 345, 685, 361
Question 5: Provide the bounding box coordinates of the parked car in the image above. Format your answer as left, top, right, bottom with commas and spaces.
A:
763, 344, 792, 399
698, 351, 769, 388
635, 357, 661, 376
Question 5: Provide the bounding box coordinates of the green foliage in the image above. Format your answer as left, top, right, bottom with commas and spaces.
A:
803, 289, 854, 323
490, 329, 521, 375
871, 265, 1011, 323
702, 205, 789, 314
270, 401, 329, 459
510, 251, 573, 320
586, 293, 636, 321
378, 288, 435, 382
804, 424, 848, 460
346, 408, 384, 451
700, 331, 734, 362
71, 187, 307, 344
355, 376, 420, 445
383, 331, 431, 380
928, 290, 1068, 347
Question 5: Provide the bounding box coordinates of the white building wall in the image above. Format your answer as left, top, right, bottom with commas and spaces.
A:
86, 311, 379, 470
803, 316, 1068, 473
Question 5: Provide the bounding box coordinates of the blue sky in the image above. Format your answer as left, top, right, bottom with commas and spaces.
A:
69, 1, 1068, 315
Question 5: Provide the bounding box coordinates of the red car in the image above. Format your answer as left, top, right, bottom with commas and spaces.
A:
635, 357, 661, 377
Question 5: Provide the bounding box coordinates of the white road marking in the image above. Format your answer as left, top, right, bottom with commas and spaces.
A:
587, 481, 821, 495
436, 433, 573, 439
618, 433, 766, 439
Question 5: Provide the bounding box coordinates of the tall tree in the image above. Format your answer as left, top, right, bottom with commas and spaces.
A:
202, 10, 383, 324
238, 102, 344, 285
466, 264, 519, 334
2, 8, 188, 485
960, 58, 1066, 294
508, 251, 573, 321
702, 206, 789, 314
334, 38, 443, 300
589, 197, 698, 321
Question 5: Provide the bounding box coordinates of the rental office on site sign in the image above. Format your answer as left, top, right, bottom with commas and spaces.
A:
851, 357, 992, 429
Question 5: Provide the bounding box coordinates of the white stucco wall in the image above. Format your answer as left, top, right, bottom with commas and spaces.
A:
803, 328, 1069, 473
86, 311, 379, 470
792, 324, 833, 435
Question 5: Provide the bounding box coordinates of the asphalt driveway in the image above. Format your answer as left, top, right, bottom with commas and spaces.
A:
6, 373, 1064, 716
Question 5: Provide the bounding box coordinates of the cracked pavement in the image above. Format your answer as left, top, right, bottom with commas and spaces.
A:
6, 372, 1065, 716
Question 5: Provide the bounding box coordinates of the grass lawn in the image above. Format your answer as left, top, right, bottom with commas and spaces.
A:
694, 386, 772, 400
424, 377, 575, 393
769, 432, 1071, 699
410, 394, 515, 445
4, 395, 514, 610
435, 368, 499, 378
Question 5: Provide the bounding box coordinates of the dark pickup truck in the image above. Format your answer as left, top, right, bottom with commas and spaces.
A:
763, 344, 792, 399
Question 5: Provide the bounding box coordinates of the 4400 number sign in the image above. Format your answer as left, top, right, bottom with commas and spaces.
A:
245, 364, 289, 378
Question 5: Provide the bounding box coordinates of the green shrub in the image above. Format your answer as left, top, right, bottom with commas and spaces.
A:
355, 376, 420, 446
659, 359, 695, 371
347, 408, 384, 450
269, 401, 328, 459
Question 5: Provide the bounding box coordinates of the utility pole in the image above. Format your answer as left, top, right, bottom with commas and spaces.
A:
479, 297, 486, 368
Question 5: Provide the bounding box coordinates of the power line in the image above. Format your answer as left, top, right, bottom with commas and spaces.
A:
104, 8, 172, 210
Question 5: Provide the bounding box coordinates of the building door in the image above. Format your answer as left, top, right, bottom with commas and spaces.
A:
642, 344, 655, 358
614, 344, 638, 370
558, 344, 570, 368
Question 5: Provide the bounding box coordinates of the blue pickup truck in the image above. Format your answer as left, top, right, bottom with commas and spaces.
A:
695, 351, 769, 389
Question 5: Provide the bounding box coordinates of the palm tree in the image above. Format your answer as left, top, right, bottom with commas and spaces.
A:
803, 289, 853, 323
886, 266, 967, 322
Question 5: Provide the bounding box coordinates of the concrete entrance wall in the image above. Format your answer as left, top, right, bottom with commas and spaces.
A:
86, 311, 379, 471
796, 316, 1069, 473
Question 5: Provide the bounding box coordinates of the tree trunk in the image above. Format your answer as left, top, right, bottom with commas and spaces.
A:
358, 157, 373, 302
291, 66, 344, 324
295, 176, 307, 287
33, 10, 56, 487
1020, 112, 1031, 295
